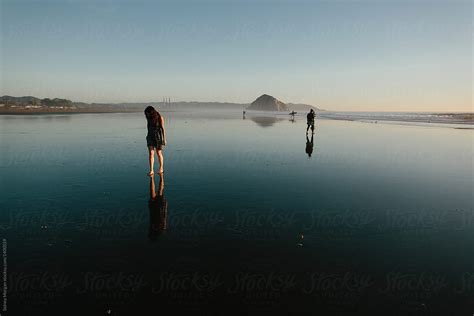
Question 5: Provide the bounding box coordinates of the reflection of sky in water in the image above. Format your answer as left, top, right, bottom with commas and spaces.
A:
1, 111, 472, 212
1, 112, 473, 313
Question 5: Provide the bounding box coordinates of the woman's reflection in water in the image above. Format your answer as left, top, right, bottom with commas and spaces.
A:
148, 173, 168, 241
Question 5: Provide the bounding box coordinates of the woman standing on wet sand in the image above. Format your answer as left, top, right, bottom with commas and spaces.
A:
144, 106, 166, 176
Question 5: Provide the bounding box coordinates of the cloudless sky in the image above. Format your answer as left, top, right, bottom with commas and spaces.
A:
1, 0, 472, 111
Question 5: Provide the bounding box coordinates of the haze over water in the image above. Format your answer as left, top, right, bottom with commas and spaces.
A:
1, 111, 473, 314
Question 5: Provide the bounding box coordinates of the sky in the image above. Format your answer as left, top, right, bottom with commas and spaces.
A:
1, 0, 472, 112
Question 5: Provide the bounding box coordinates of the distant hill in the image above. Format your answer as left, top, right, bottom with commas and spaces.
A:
0, 95, 73, 108
0, 95, 250, 113
247, 94, 288, 111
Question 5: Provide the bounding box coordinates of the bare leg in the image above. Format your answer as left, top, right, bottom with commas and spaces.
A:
149, 174, 156, 199
157, 149, 164, 173
148, 146, 155, 176
157, 173, 164, 196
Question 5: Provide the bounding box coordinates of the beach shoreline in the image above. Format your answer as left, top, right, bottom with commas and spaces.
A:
2, 108, 473, 129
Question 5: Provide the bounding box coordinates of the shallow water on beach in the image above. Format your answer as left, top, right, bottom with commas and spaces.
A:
1, 111, 473, 315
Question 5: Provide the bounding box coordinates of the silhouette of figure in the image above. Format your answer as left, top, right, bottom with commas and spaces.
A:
305, 134, 314, 158
148, 173, 168, 240
243, 110, 246, 119
144, 106, 166, 176
306, 109, 315, 134
289, 111, 296, 123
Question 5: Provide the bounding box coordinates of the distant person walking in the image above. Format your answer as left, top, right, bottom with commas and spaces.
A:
306, 109, 315, 134
144, 106, 166, 176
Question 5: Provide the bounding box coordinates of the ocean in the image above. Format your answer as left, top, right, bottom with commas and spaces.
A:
1, 110, 473, 315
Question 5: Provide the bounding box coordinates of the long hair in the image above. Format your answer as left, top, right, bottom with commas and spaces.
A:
144, 106, 160, 125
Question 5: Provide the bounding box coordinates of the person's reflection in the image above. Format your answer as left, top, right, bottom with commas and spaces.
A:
305, 134, 314, 158
148, 173, 168, 240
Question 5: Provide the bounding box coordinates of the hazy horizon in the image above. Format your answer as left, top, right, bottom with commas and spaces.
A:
2, 94, 474, 114
1, 0, 472, 112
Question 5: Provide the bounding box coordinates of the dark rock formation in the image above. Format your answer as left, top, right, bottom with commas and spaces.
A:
247, 94, 288, 111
